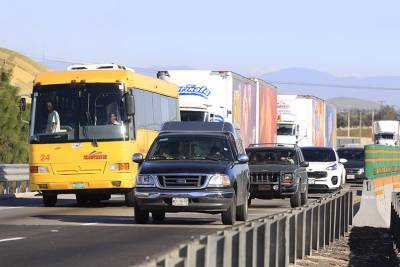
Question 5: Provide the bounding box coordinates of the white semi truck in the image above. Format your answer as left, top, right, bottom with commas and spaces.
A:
373, 120, 400, 146
157, 70, 277, 147
277, 95, 336, 147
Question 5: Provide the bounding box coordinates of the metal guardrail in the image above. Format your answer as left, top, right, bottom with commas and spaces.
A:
0, 164, 29, 195
140, 190, 353, 267
391, 192, 400, 252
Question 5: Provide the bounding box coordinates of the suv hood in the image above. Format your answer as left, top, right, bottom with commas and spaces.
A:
344, 160, 364, 169
249, 164, 298, 173
139, 160, 230, 174
307, 161, 337, 171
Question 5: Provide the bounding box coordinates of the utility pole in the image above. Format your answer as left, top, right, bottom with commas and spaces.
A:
359, 110, 362, 138
347, 109, 351, 137
371, 110, 375, 138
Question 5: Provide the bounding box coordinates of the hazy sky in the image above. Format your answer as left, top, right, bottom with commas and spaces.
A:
2, 0, 400, 77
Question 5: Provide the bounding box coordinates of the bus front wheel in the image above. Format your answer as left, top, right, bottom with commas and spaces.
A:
125, 190, 135, 206
43, 193, 57, 207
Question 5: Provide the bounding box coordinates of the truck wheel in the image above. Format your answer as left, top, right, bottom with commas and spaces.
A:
221, 193, 236, 225
301, 185, 308, 205
236, 189, 249, 221
290, 189, 301, 208
43, 193, 57, 207
125, 190, 135, 207
134, 205, 149, 224
152, 211, 166, 221
76, 194, 89, 206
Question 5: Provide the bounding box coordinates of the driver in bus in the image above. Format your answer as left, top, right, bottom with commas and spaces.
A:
46, 101, 60, 133
109, 113, 121, 125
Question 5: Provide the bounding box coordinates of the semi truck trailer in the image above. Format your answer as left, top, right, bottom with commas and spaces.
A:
373, 120, 400, 146
157, 70, 277, 147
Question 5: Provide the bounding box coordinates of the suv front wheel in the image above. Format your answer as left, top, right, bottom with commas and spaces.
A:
236, 189, 249, 221
290, 189, 301, 208
222, 193, 237, 225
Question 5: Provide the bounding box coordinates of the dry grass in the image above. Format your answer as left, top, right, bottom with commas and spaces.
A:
337, 127, 372, 138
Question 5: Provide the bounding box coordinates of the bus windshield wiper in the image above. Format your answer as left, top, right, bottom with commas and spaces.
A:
84, 111, 98, 147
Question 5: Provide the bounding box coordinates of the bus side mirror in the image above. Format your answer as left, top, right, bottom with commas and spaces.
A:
125, 94, 135, 116
20, 97, 26, 112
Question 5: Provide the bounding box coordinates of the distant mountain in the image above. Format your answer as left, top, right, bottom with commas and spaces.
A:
0, 47, 51, 95
328, 97, 381, 111
259, 68, 400, 106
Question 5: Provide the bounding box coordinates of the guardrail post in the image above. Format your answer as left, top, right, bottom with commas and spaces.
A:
330, 198, 336, 244
222, 230, 239, 267
278, 216, 289, 267
319, 203, 326, 250
305, 207, 313, 256
324, 201, 331, 246
202, 234, 224, 267
340, 194, 345, 236
252, 221, 266, 267
349, 191, 354, 225
311, 205, 320, 251
238, 226, 254, 267
179, 241, 206, 267
296, 210, 306, 260
343, 192, 349, 233
267, 219, 278, 267
334, 197, 341, 240
288, 213, 297, 264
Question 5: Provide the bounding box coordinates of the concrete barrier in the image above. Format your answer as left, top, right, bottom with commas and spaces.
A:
138, 190, 353, 267
0, 164, 29, 196
353, 145, 400, 227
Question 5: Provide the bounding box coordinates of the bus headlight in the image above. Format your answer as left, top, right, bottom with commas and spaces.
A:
136, 175, 155, 187
30, 166, 49, 173
110, 163, 130, 171
208, 174, 230, 187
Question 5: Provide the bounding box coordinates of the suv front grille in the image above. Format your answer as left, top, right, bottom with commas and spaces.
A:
346, 168, 360, 174
250, 172, 280, 183
157, 175, 208, 188
307, 171, 327, 178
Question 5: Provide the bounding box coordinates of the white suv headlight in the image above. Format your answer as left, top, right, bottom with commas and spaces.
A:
208, 174, 231, 187
136, 174, 155, 187
326, 164, 337, 171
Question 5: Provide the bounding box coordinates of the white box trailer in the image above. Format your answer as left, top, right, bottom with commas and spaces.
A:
373, 120, 400, 146
277, 95, 328, 147
157, 70, 276, 148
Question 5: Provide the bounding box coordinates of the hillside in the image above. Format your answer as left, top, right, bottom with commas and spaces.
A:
0, 47, 51, 95
328, 97, 381, 111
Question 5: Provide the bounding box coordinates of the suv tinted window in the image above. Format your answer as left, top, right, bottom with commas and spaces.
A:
147, 135, 233, 161
247, 149, 298, 165
337, 149, 364, 161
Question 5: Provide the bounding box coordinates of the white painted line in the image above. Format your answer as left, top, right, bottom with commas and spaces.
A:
0, 237, 26, 243
81, 223, 98, 226
0, 207, 23, 211
51, 230, 59, 233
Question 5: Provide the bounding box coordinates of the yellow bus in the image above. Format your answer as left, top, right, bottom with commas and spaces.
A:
26, 64, 179, 206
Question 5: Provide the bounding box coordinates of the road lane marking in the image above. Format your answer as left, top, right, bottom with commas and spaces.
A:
0, 207, 23, 211
0, 237, 26, 243
81, 223, 98, 226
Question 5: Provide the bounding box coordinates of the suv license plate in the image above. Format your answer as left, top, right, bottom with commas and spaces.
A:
258, 184, 271, 191
347, 175, 355, 180
72, 182, 86, 189
308, 178, 315, 185
172, 198, 188, 206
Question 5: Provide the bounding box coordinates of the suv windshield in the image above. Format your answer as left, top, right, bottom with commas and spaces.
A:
301, 148, 336, 162
147, 135, 233, 161
30, 83, 127, 144
337, 149, 364, 161
277, 123, 296, 136
247, 149, 298, 165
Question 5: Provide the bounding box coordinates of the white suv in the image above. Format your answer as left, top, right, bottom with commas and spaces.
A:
301, 147, 347, 191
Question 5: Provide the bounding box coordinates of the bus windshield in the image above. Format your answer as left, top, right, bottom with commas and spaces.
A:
30, 83, 128, 144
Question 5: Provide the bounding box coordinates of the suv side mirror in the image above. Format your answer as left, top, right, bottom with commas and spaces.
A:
339, 158, 348, 164
132, 153, 144, 164
237, 154, 249, 164
300, 161, 309, 167
20, 97, 26, 112
125, 94, 135, 116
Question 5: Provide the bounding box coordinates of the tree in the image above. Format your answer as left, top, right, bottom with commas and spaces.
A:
0, 68, 29, 163
375, 105, 398, 121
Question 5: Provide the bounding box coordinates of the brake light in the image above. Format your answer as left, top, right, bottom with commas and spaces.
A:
30, 166, 38, 173
119, 163, 129, 171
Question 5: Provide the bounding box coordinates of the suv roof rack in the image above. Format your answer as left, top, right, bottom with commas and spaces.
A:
160, 121, 237, 134
248, 143, 298, 148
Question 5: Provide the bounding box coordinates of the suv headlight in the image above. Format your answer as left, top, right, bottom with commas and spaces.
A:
359, 168, 364, 174
136, 174, 155, 187
326, 164, 337, 171
208, 174, 231, 187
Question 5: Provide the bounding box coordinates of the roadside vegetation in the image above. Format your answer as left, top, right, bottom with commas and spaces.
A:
0, 68, 29, 163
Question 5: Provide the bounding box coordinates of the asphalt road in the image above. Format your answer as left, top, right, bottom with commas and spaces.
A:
0, 190, 338, 267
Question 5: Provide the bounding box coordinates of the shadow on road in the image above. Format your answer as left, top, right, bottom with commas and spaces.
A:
0, 197, 127, 208
33, 214, 219, 225
348, 227, 400, 266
